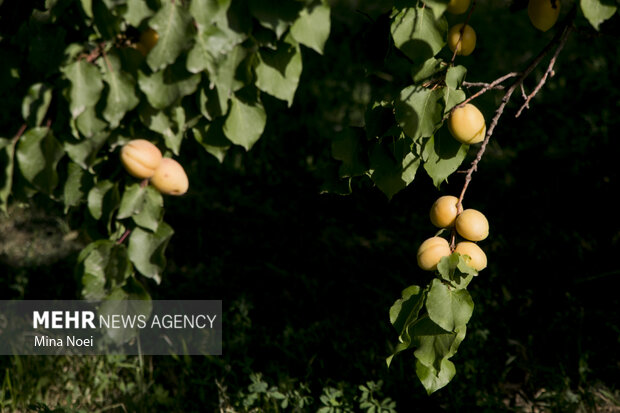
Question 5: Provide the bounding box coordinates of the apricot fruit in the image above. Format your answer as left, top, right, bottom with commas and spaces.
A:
455, 241, 487, 271
120, 139, 162, 179
430, 195, 460, 228
528, 0, 561, 32
446, 0, 471, 14
447, 24, 476, 56
455, 209, 489, 241
417, 237, 451, 271
448, 103, 486, 144
150, 158, 189, 196
136, 28, 159, 56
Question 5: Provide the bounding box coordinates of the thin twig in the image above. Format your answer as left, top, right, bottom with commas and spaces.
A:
450, 0, 477, 65
12, 124, 27, 145
457, 6, 576, 209
515, 24, 573, 117
457, 72, 521, 108
117, 229, 131, 245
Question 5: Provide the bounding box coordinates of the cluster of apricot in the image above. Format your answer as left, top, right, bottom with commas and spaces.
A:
417, 195, 488, 273
120, 139, 189, 196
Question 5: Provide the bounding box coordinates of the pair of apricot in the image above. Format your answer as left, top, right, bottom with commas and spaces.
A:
417, 196, 488, 272
120, 139, 189, 196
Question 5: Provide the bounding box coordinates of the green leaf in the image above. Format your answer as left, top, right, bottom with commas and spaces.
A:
249, 0, 302, 38
78, 240, 132, 301
580, 0, 617, 30
99, 51, 140, 128
189, 0, 231, 27
331, 128, 369, 177
62, 59, 104, 118
117, 183, 146, 219
22, 83, 53, 127
223, 95, 267, 151
390, 7, 447, 63
146, 1, 195, 71
64, 131, 109, 170
75, 106, 107, 138
192, 119, 231, 162
139, 104, 186, 155
422, 129, 468, 188
123, 0, 154, 27
445, 66, 467, 90
138, 65, 201, 110
132, 186, 163, 232
437, 253, 477, 290
369, 136, 421, 199
395, 86, 443, 141
63, 162, 92, 210
423, 0, 451, 19
290, 3, 331, 54
425, 278, 474, 332
411, 57, 446, 83
87, 180, 120, 229
16, 127, 64, 194
209, 44, 248, 110
98, 278, 152, 344
128, 222, 174, 283
0, 138, 15, 213
442, 87, 466, 115
255, 35, 302, 106
386, 285, 428, 366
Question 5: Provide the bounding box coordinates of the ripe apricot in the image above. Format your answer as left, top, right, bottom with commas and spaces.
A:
528, 0, 561, 32
136, 28, 159, 56
455, 209, 489, 241
446, 0, 471, 14
447, 24, 476, 56
448, 103, 486, 144
150, 158, 189, 196
455, 241, 487, 271
417, 237, 451, 271
120, 139, 162, 179
430, 195, 460, 228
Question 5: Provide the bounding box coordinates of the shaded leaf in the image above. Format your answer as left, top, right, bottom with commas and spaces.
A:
192, 118, 231, 162
255, 36, 302, 106
422, 129, 468, 188
16, 127, 64, 194
22, 83, 53, 127
369, 137, 421, 199
132, 185, 163, 232
128, 222, 174, 283
99, 51, 140, 128
0, 138, 15, 213
395, 85, 443, 140
391, 7, 447, 63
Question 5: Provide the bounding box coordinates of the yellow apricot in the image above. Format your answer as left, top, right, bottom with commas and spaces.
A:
417, 237, 451, 271
150, 158, 189, 196
448, 103, 486, 144
455, 241, 487, 271
455, 209, 489, 241
446, 0, 471, 14
120, 139, 162, 179
430, 195, 460, 228
447, 24, 476, 56
137, 28, 159, 56
528, 0, 561, 32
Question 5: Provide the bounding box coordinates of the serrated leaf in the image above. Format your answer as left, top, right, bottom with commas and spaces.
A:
87, 180, 120, 229
331, 128, 369, 177
22, 83, 53, 127
369, 137, 421, 199
117, 183, 146, 219
64, 131, 109, 170
138, 65, 200, 110
390, 7, 447, 63
128, 222, 173, 283
395, 86, 443, 140
422, 129, 468, 188
63, 162, 92, 210
445, 65, 467, 90
437, 253, 476, 290
386, 285, 428, 367
290, 3, 331, 54
223, 95, 266, 151
425, 278, 474, 332
255, 36, 302, 106
442, 87, 466, 114
78, 240, 132, 300
190, 0, 231, 27
209, 44, 247, 109
123, 0, 154, 27
146, 1, 195, 71
76, 106, 107, 138
99, 51, 139, 128
139, 104, 185, 155
62, 59, 104, 118
132, 186, 163, 232
580, 0, 617, 30
0, 138, 15, 213
16, 127, 64, 194
192, 118, 231, 162
411, 57, 446, 83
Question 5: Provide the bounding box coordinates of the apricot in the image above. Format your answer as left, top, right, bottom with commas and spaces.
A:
455, 241, 487, 271
447, 24, 476, 56
430, 195, 460, 228
528, 0, 561, 32
448, 103, 486, 144
455, 209, 489, 241
417, 237, 451, 271
120, 139, 162, 179
136, 28, 159, 56
150, 158, 189, 196
446, 0, 471, 14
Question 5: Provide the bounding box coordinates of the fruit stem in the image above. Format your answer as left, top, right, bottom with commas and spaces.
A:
117, 229, 131, 245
